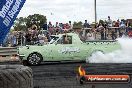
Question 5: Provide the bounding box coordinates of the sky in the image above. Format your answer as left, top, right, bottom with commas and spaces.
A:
18, 0, 132, 24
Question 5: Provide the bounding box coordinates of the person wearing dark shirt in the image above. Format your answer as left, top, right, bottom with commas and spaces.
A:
25, 32, 31, 45
83, 20, 90, 28
43, 23, 47, 30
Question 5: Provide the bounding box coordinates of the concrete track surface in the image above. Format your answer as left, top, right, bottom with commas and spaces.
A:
1, 61, 132, 88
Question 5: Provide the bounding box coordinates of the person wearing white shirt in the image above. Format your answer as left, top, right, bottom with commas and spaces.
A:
38, 34, 45, 44
86, 30, 94, 41
107, 16, 113, 27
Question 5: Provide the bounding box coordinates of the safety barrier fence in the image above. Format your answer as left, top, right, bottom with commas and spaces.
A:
0, 47, 18, 61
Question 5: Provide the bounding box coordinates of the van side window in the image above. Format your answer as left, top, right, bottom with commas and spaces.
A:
62, 35, 72, 44
57, 38, 63, 44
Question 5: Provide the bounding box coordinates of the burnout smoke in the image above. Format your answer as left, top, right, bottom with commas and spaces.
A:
87, 37, 132, 63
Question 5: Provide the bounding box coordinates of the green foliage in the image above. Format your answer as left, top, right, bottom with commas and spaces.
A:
26, 14, 47, 29
13, 14, 47, 31
13, 17, 27, 31
99, 20, 104, 25
73, 21, 83, 29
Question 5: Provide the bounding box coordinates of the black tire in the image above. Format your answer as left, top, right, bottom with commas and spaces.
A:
27, 53, 43, 66
0, 65, 33, 88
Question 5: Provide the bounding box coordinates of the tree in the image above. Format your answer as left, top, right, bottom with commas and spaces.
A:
26, 14, 47, 29
13, 14, 47, 31
73, 21, 83, 29
99, 20, 104, 25
13, 17, 27, 31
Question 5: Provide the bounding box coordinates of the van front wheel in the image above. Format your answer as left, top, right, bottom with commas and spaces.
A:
27, 53, 43, 65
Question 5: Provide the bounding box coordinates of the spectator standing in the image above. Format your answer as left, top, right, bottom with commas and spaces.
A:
59, 23, 63, 33
63, 23, 67, 29
63, 23, 69, 32
86, 30, 94, 41
128, 28, 132, 37
10, 32, 17, 47
55, 22, 59, 34
32, 34, 38, 44
45, 31, 51, 42
21, 32, 25, 45
48, 22, 53, 35
25, 31, 32, 45
31, 26, 38, 44
17, 32, 22, 45
126, 21, 131, 26
106, 16, 113, 39
83, 20, 90, 28
98, 23, 106, 40
107, 16, 113, 38
107, 16, 113, 27
69, 21, 73, 32
2, 33, 9, 47
114, 20, 120, 37
83, 20, 90, 38
126, 20, 131, 33
38, 32, 45, 44
66, 23, 70, 31
119, 20, 126, 37
43, 22, 48, 30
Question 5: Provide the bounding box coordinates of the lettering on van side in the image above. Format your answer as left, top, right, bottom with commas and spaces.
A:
58, 47, 80, 54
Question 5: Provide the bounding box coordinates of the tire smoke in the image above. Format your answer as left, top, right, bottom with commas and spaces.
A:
87, 38, 132, 63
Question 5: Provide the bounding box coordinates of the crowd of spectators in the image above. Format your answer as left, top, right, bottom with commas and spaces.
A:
2, 21, 73, 47
1, 16, 132, 47
83, 16, 132, 41
47, 21, 73, 35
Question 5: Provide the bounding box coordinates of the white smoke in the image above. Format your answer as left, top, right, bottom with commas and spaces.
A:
87, 37, 132, 63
